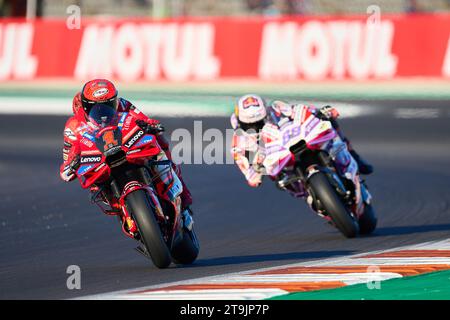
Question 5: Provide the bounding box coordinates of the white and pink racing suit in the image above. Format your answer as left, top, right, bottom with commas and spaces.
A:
230, 102, 360, 196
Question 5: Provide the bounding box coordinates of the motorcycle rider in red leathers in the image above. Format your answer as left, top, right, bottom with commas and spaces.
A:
60, 79, 194, 227
230, 94, 373, 190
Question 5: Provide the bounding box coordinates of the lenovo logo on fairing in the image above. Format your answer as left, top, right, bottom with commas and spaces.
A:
124, 130, 144, 148
81, 156, 102, 164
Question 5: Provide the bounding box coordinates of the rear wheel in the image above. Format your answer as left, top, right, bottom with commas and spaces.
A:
308, 172, 359, 238
358, 204, 377, 235
171, 228, 200, 265
125, 190, 172, 268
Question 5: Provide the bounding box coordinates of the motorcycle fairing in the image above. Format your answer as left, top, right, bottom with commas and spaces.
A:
262, 109, 336, 176
77, 112, 162, 188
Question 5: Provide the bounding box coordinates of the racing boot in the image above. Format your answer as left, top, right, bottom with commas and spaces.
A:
156, 133, 194, 211
349, 149, 373, 175
179, 180, 194, 231
181, 207, 194, 231
179, 176, 193, 211
327, 117, 374, 175
342, 137, 374, 175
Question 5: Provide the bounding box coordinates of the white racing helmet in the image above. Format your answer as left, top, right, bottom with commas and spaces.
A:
234, 94, 267, 130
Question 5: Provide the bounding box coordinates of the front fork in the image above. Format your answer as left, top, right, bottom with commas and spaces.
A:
118, 183, 166, 240
302, 165, 349, 215
100, 162, 191, 246
122, 163, 188, 250
89, 184, 138, 239
302, 151, 366, 219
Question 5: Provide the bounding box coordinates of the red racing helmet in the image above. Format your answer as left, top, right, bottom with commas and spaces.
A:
80, 79, 118, 117
72, 92, 82, 115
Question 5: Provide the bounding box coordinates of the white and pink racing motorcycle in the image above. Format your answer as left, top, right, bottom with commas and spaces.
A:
261, 106, 377, 238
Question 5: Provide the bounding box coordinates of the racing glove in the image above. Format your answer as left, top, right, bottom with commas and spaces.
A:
136, 119, 165, 135
61, 155, 80, 182
69, 155, 81, 174
318, 105, 340, 120
247, 163, 264, 188
247, 172, 262, 187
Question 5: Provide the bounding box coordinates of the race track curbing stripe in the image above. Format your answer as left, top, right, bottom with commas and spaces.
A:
269, 269, 450, 300
78, 238, 450, 300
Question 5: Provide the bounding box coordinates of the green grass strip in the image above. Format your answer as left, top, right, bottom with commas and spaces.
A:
269, 269, 450, 300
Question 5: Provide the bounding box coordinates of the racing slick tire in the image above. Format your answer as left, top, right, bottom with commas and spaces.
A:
358, 204, 377, 235
171, 228, 200, 265
308, 172, 359, 238
125, 190, 172, 269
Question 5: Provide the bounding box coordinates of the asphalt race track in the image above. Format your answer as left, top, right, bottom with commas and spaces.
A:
1, 99, 450, 299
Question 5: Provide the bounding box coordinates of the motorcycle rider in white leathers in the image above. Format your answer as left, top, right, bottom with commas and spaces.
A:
230, 94, 373, 191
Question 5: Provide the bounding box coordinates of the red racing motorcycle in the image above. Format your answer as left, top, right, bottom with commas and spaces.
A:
75, 104, 199, 268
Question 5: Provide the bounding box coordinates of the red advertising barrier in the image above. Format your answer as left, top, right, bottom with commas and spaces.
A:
1, 14, 450, 81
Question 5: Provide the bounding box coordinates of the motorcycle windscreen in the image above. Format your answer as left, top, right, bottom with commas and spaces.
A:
89, 105, 123, 157
88, 104, 118, 129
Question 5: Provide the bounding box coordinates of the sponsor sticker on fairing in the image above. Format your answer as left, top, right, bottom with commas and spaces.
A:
124, 130, 144, 148
118, 113, 128, 128
123, 114, 133, 130
304, 117, 320, 136
77, 165, 94, 175
80, 156, 102, 164
82, 132, 95, 141
94, 163, 106, 172
81, 138, 94, 148
124, 181, 142, 192
64, 128, 76, 141
265, 144, 284, 155
134, 135, 154, 147
126, 149, 142, 155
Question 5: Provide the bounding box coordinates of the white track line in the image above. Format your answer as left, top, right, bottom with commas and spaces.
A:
0, 97, 376, 118
395, 108, 440, 119
318, 258, 450, 266
0, 98, 229, 117
106, 289, 289, 300
78, 238, 450, 300
196, 273, 402, 284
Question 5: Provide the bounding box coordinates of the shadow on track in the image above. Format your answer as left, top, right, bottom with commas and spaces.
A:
372, 224, 450, 237
178, 250, 354, 268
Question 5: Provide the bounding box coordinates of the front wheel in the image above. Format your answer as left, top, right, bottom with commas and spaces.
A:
308, 172, 359, 238
358, 204, 377, 235
171, 227, 200, 265
125, 190, 172, 268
